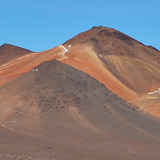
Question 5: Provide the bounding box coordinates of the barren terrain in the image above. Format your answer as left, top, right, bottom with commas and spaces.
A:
0, 27, 160, 159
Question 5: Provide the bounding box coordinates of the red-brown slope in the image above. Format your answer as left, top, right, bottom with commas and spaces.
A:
0, 44, 137, 101
0, 46, 63, 85
0, 43, 32, 65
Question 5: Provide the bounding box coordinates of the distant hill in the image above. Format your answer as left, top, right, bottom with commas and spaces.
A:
0, 43, 32, 65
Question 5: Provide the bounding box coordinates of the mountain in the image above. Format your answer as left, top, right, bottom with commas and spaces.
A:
64, 26, 160, 98
1, 60, 160, 159
0, 43, 32, 65
0, 26, 160, 117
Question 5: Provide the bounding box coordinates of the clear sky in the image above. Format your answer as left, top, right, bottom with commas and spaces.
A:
0, 0, 160, 52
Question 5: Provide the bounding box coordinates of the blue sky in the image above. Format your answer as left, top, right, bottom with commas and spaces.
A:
0, 0, 160, 52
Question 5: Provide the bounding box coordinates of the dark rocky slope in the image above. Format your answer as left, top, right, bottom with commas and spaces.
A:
1, 60, 160, 159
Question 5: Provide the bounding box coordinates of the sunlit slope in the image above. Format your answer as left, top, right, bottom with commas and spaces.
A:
102, 55, 160, 95
0, 43, 137, 101
0, 46, 63, 85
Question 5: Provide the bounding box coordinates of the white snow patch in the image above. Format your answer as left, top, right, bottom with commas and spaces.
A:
68, 45, 71, 48
148, 88, 160, 95
58, 45, 68, 55
148, 92, 155, 95
35, 69, 38, 71
0, 64, 7, 69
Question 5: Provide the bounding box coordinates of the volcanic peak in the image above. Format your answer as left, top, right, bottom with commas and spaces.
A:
64, 26, 140, 46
